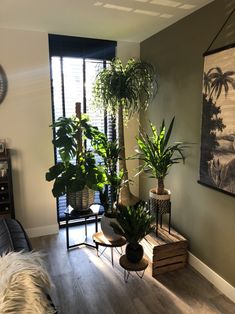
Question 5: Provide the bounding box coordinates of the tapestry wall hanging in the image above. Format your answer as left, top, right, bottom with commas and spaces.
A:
199, 45, 235, 196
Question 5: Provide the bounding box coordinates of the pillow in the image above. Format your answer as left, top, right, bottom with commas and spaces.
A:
0, 219, 32, 255
0, 251, 56, 314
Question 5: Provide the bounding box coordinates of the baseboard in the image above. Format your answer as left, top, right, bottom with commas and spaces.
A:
26, 224, 59, 238
188, 252, 235, 303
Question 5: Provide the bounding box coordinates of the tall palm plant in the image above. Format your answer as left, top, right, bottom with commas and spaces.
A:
136, 117, 186, 195
93, 58, 156, 205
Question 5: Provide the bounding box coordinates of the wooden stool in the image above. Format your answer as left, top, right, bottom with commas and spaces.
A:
119, 255, 148, 282
92, 232, 126, 266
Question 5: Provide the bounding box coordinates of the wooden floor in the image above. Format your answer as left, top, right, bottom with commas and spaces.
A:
30, 223, 235, 314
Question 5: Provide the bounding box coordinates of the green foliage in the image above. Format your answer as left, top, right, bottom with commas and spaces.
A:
51, 116, 79, 163
110, 201, 153, 245
92, 58, 156, 119
92, 58, 156, 204
51, 115, 101, 163
45, 115, 106, 198
135, 118, 186, 194
93, 135, 124, 214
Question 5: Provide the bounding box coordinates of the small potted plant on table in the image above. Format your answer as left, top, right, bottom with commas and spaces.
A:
111, 201, 153, 263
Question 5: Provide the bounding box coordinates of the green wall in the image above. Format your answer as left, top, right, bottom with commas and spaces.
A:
140, 0, 235, 287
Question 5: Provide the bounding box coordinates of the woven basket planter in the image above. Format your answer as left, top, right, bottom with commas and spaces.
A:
67, 187, 95, 211
149, 188, 171, 214
149, 188, 171, 234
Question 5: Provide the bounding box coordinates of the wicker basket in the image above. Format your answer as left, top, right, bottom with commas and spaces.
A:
67, 187, 95, 211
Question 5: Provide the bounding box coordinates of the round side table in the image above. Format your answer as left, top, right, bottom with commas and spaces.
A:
119, 255, 149, 282
92, 231, 126, 266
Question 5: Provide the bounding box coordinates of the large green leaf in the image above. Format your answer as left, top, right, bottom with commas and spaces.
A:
45, 163, 65, 181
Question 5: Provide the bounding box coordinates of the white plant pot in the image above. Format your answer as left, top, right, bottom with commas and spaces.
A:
149, 188, 171, 201
100, 214, 122, 242
149, 188, 171, 218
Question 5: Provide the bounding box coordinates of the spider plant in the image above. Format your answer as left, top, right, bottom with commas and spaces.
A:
93, 58, 157, 205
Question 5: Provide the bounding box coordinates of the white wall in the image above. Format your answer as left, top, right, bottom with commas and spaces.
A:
0, 28, 140, 236
0, 28, 58, 236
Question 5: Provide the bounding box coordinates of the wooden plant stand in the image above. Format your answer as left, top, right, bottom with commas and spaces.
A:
93, 232, 126, 266
119, 255, 149, 282
142, 224, 188, 277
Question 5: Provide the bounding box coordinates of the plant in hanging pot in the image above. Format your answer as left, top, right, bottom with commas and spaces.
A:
92, 58, 157, 207
110, 201, 153, 263
135, 117, 186, 212
93, 134, 124, 241
45, 105, 106, 212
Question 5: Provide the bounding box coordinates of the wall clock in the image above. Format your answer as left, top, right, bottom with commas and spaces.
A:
0, 65, 8, 104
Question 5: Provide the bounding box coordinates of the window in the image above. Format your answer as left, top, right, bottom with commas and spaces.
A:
48, 35, 117, 223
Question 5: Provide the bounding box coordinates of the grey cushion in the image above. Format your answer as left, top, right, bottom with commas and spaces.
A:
0, 219, 32, 255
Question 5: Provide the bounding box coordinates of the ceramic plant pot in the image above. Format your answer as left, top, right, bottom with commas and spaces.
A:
126, 243, 144, 263
149, 188, 171, 201
100, 214, 122, 242
149, 188, 171, 215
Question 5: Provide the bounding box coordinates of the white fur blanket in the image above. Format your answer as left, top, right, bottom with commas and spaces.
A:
0, 251, 56, 314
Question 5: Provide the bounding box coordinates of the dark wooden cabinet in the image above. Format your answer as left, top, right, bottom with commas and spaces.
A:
0, 150, 15, 219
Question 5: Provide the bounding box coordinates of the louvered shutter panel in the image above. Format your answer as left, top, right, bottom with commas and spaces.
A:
49, 35, 117, 223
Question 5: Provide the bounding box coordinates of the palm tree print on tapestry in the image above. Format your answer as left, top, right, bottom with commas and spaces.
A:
200, 47, 235, 194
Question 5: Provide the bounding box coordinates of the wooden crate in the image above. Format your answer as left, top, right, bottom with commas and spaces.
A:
141, 225, 188, 276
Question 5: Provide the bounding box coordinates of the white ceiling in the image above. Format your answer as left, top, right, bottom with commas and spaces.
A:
0, 0, 214, 42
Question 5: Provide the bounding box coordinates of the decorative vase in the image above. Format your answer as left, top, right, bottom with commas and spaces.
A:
126, 243, 144, 263
100, 214, 122, 242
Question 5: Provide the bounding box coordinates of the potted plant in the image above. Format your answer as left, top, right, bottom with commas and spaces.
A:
92, 134, 124, 240
92, 58, 156, 207
111, 201, 153, 263
135, 117, 186, 215
45, 104, 106, 211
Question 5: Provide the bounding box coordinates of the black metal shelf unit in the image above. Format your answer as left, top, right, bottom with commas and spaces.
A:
0, 149, 15, 219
